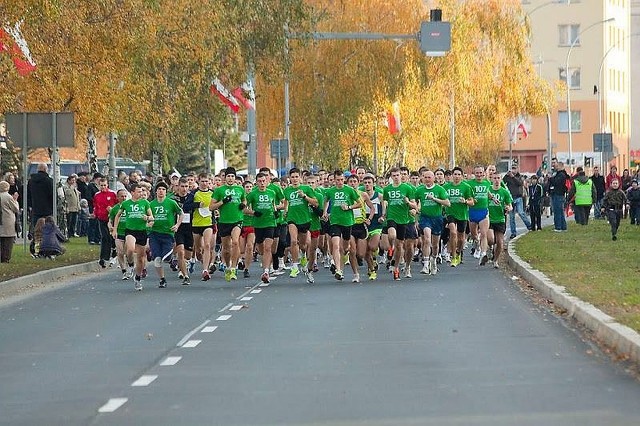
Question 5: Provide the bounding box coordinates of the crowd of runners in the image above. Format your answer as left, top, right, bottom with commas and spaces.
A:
103, 164, 521, 291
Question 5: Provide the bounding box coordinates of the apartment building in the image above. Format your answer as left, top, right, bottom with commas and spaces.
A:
505, 0, 631, 174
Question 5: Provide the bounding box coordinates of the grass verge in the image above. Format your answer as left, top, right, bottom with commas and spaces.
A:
515, 219, 640, 333
0, 238, 99, 282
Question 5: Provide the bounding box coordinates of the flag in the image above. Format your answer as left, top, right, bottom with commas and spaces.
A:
210, 78, 240, 113
231, 81, 256, 110
511, 118, 528, 142
384, 101, 402, 135
0, 21, 37, 76
517, 121, 528, 139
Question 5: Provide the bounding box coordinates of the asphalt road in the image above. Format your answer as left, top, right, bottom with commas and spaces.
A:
1, 250, 640, 426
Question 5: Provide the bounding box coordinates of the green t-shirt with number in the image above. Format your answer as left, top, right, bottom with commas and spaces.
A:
443, 181, 473, 221
150, 197, 182, 235
309, 189, 324, 232
246, 188, 277, 228
383, 183, 415, 225
487, 186, 513, 223
284, 184, 315, 225
324, 185, 360, 227
119, 198, 151, 231
267, 183, 285, 225
192, 189, 213, 227
212, 184, 246, 224
109, 202, 127, 236
414, 184, 449, 217
466, 178, 492, 209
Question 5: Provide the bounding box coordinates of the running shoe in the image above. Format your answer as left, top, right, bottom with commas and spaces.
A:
393, 269, 401, 281
352, 274, 360, 283
188, 258, 196, 274
404, 265, 412, 278
300, 255, 308, 269
122, 271, 129, 280
99, 259, 106, 268
158, 277, 167, 288
134, 276, 143, 291
479, 252, 488, 266
289, 266, 300, 278
224, 268, 232, 282
178, 271, 184, 279
306, 272, 315, 284
493, 260, 499, 269
261, 272, 270, 283
237, 259, 245, 271
368, 270, 377, 281
312, 263, 319, 273
243, 269, 250, 278
330, 263, 336, 275
169, 258, 178, 271
420, 262, 430, 275
429, 257, 438, 275
335, 270, 344, 281
202, 270, 210, 281
230, 268, 238, 280
182, 276, 191, 285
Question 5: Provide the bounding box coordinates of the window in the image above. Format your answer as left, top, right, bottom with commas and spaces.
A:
558, 110, 581, 132
559, 24, 580, 46
559, 67, 581, 89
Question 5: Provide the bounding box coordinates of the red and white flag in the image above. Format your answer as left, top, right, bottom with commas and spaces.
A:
512, 118, 528, 141
210, 78, 240, 113
384, 101, 402, 135
0, 21, 37, 76
231, 81, 255, 110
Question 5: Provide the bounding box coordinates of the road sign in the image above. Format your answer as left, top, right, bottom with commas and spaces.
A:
270, 139, 289, 159
593, 133, 613, 153
419, 21, 451, 57
5, 112, 75, 147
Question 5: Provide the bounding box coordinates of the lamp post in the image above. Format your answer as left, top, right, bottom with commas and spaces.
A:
566, 17, 615, 170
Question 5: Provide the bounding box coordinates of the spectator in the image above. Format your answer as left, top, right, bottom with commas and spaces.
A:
86, 173, 102, 244
0, 180, 20, 263
590, 166, 606, 219
548, 160, 569, 232
27, 163, 54, 229
93, 178, 117, 267
621, 169, 633, 219
63, 175, 81, 237
567, 166, 596, 225
626, 179, 640, 225
527, 175, 544, 231
601, 179, 626, 241
78, 199, 90, 236
502, 165, 531, 238
31, 216, 67, 258
541, 175, 551, 218
605, 165, 621, 190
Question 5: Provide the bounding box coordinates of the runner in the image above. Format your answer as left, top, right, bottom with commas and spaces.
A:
487, 172, 513, 268
245, 172, 278, 283
442, 167, 474, 267
283, 167, 318, 279
111, 183, 153, 290
415, 169, 450, 275
346, 175, 375, 283
304, 174, 325, 283
149, 181, 183, 288
466, 165, 492, 265
172, 177, 195, 285
108, 189, 129, 280
381, 168, 417, 280
362, 173, 383, 280
192, 173, 215, 281
238, 179, 256, 278
322, 171, 362, 281
210, 167, 246, 282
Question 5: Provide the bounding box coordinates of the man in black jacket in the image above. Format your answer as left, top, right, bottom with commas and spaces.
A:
502, 165, 532, 238
590, 166, 606, 219
27, 163, 53, 228
547, 160, 569, 231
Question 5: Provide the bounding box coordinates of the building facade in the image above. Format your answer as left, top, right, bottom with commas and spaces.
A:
505, 0, 631, 175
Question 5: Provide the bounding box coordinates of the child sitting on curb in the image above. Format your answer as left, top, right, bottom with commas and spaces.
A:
30, 216, 67, 259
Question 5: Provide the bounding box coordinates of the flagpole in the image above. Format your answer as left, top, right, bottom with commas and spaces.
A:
509, 119, 514, 169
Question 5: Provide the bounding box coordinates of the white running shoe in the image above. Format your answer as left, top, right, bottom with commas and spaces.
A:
134, 277, 143, 291
352, 274, 360, 283
403, 265, 412, 278
429, 257, 438, 275
420, 261, 429, 275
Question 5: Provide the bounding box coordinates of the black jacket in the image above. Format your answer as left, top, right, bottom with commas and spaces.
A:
590, 174, 606, 199
547, 169, 569, 196
27, 171, 54, 216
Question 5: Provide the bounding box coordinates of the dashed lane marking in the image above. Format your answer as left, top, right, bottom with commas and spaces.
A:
216, 315, 232, 321
229, 305, 243, 311
182, 339, 202, 348
98, 398, 128, 413
176, 320, 211, 347
131, 375, 158, 387
250, 289, 262, 294
240, 296, 252, 301
201, 326, 218, 333
160, 356, 182, 366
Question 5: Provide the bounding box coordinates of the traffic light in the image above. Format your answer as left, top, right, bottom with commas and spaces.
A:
585, 157, 592, 167
542, 159, 547, 170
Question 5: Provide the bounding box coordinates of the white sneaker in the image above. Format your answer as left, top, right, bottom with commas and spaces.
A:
420, 263, 430, 275
109, 257, 118, 267
134, 277, 143, 291
306, 272, 315, 284
403, 265, 412, 278
429, 257, 438, 275
127, 267, 135, 280
443, 252, 451, 263
121, 271, 129, 280
178, 271, 184, 279
473, 249, 482, 259
352, 274, 360, 283
493, 260, 499, 269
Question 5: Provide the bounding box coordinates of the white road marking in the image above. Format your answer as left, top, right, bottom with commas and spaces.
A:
98, 398, 128, 413
240, 296, 252, 301
131, 375, 158, 387
182, 339, 202, 348
237, 283, 262, 299
219, 303, 233, 312
259, 283, 270, 287
229, 305, 243, 311
250, 289, 262, 294
201, 326, 218, 333
216, 315, 232, 321
176, 320, 210, 347
160, 356, 182, 366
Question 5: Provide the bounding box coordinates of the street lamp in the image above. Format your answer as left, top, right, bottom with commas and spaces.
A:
566, 17, 615, 170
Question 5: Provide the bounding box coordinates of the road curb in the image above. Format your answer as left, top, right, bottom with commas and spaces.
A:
507, 235, 640, 364
0, 261, 102, 295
